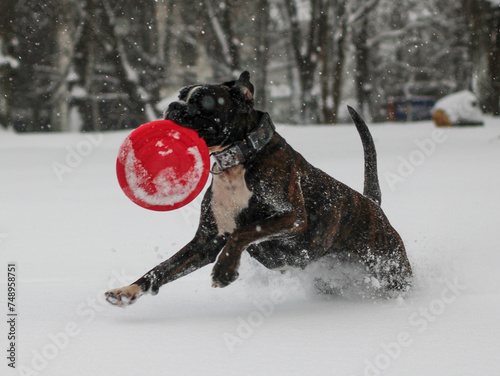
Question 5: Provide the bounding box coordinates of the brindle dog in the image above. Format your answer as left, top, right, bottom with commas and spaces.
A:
105, 72, 412, 306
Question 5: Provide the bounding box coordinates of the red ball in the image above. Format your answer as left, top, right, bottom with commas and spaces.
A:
116, 120, 210, 211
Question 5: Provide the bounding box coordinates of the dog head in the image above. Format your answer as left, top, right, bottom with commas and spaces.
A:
164, 71, 256, 148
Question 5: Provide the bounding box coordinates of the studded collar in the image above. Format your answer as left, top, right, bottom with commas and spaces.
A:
210, 112, 275, 174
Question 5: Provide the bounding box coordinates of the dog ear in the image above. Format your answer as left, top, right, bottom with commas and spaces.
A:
228, 71, 254, 112
235, 71, 254, 100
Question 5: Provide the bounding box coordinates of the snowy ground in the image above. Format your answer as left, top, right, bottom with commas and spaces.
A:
1, 117, 500, 376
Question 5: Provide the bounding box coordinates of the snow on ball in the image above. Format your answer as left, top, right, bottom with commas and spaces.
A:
116, 120, 210, 211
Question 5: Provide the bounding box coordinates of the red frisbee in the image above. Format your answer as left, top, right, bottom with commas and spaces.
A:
116, 120, 210, 211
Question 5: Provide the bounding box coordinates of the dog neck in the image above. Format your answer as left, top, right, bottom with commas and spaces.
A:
210, 112, 275, 175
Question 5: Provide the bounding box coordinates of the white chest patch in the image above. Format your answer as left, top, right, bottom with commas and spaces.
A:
211, 165, 253, 235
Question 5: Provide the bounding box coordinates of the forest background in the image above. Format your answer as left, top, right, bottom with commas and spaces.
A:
0, 0, 499, 132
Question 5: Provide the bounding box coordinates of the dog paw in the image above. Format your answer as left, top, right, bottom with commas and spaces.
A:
105, 285, 143, 307
211, 268, 239, 288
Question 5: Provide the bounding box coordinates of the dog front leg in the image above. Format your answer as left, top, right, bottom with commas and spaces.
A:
211, 211, 306, 287
105, 234, 226, 306
211, 172, 308, 289
212, 174, 308, 287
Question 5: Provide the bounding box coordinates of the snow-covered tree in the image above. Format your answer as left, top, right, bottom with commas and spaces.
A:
1, 0, 497, 131
0, 1, 18, 129
359, 0, 473, 121
464, 0, 500, 115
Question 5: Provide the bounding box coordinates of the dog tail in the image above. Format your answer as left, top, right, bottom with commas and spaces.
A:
347, 106, 382, 205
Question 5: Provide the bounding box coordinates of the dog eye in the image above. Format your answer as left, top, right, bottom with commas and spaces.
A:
218, 98, 225, 106
201, 95, 216, 110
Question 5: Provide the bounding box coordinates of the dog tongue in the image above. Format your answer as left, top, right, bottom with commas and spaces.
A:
116, 120, 210, 211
